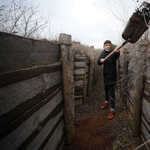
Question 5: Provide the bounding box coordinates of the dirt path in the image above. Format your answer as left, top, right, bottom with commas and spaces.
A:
63, 71, 146, 150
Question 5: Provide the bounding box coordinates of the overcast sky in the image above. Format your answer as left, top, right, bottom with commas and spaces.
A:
1, 0, 144, 49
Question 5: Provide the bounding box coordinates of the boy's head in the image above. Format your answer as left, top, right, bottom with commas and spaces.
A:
103, 40, 111, 51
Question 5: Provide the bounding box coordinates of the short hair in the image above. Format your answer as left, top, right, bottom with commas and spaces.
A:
104, 40, 111, 46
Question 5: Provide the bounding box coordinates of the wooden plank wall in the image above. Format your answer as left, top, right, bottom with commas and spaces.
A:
0, 33, 65, 150
141, 56, 150, 149
74, 53, 90, 106
119, 45, 150, 149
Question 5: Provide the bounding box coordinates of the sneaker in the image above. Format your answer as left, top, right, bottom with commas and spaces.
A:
101, 101, 109, 110
108, 110, 115, 119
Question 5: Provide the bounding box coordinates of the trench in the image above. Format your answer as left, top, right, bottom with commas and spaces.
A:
63, 68, 145, 150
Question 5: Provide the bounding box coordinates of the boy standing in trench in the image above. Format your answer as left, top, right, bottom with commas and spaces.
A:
98, 40, 120, 119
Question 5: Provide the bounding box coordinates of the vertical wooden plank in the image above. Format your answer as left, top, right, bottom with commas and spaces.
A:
88, 54, 94, 97
59, 33, 75, 145
132, 44, 147, 137
83, 58, 86, 104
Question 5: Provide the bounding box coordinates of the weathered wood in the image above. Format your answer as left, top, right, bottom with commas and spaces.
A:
126, 99, 133, 115
74, 67, 84, 70
74, 80, 83, 86
141, 116, 150, 135
0, 83, 62, 130
0, 91, 63, 150
126, 88, 134, 100
75, 99, 82, 106
75, 54, 86, 57
143, 83, 150, 103
26, 112, 64, 150
42, 120, 64, 150
17, 102, 63, 150
74, 56, 86, 60
85, 66, 89, 72
0, 32, 60, 73
74, 86, 83, 92
142, 98, 150, 124
145, 65, 150, 84
86, 57, 90, 63
132, 44, 147, 137
83, 60, 86, 104
75, 95, 83, 99
74, 62, 84, 67
141, 123, 150, 149
0, 62, 62, 88
0, 71, 62, 115
126, 91, 133, 104
75, 91, 83, 95
74, 74, 84, 78
74, 77, 84, 81
74, 69, 85, 74
88, 55, 94, 96
74, 58, 85, 62
86, 79, 89, 85
59, 33, 75, 145
58, 138, 65, 150
140, 132, 150, 150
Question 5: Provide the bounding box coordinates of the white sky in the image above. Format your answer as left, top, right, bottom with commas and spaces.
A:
1, 0, 146, 49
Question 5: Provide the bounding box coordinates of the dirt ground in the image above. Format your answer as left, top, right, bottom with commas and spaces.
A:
63, 71, 146, 150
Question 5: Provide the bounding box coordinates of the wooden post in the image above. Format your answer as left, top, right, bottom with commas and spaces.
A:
88, 51, 94, 97
122, 48, 129, 104
59, 33, 75, 145
83, 56, 86, 104
132, 44, 147, 137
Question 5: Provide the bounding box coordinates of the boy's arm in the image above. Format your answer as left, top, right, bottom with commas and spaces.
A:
113, 47, 120, 60
97, 51, 104, 65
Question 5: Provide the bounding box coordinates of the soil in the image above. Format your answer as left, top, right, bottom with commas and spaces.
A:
131, 2, 150, 27
63, 70, 146, 150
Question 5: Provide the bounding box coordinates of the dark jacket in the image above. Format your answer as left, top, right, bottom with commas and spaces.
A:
98, 49, 120, 85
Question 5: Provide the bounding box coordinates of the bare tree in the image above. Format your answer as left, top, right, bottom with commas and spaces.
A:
0, 0, 52, 38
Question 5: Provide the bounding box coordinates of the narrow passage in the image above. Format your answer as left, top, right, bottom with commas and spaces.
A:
63, 71, 145, 150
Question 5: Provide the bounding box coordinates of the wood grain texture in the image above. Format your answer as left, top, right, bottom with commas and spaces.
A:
59, 34, 75, 145
0, 62, 62, 88
74, 69, 85, 75
74, 62, 84, 67
0, 32, 60, 73
140, 132, 150, 149
0, 83, 62, 130
0, 91, 63, 150
0, 71, 62, 115
141, 123, 150, 148
26, 111, 64, 150
74, 80, 83, 86
42, 120, 64, 150
142, 98, 150, 125
141, 116, 150, 136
